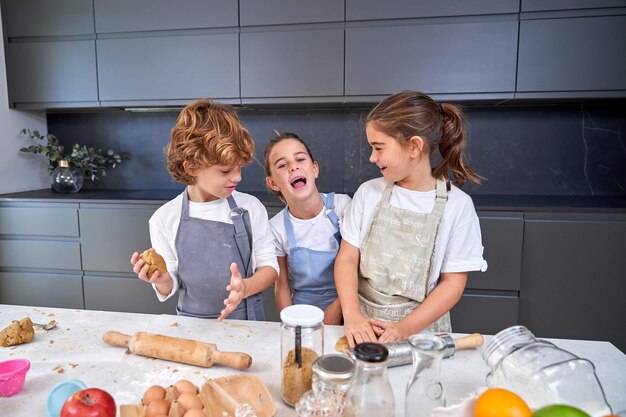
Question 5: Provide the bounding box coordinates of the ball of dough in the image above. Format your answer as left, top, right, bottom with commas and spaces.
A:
140, 250, 167, 275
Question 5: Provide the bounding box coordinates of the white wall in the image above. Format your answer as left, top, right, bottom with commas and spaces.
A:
0, 7, 48, 194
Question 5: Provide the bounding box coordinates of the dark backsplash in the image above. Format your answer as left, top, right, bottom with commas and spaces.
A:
46, 102, 626, 196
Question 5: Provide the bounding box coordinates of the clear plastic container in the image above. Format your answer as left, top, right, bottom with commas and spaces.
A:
344, 343, 394, 417
281, 304, 324, 407
482, 325, 612, 416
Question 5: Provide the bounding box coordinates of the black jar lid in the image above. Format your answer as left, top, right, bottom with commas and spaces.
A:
353, 342, 389, 363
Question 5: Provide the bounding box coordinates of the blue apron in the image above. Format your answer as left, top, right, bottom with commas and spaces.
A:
174, 189, 264, 320
284, 193, 340, 310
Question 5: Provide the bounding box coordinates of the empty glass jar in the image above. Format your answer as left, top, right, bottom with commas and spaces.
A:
482, 325, 612, 415
405, 334, 447, 417
51, 160, 83, 193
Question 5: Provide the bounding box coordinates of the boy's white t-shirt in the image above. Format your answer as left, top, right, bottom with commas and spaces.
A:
269, 193, 352, 256
341, 177, 487, 291
148, 190, 280, 301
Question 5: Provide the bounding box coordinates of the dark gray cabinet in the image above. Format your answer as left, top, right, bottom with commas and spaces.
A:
2, 0, 94, 37
452, 212, 523, 334
94, 0, 237, 33
0, 271, 84, 309
517, 14, 626, 97
83, 274, 177, 314
345, 19, 518, 100
520, 213, 626, 352
240, 0, 343, 26
240, 27, 344, 102
5, 40, 98, 108
97, 33, 239, 104
347, 0, 519, 21
79, 204, 156, 273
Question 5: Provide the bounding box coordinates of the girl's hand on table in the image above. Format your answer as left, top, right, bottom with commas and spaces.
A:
343, 314, 378, 348
217, 262, 245, 321
369, 318, 410, 343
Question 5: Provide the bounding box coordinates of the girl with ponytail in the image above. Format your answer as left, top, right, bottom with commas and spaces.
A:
335, 91, 487, 347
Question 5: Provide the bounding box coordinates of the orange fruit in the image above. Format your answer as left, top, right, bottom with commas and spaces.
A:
474, 388, 532, 417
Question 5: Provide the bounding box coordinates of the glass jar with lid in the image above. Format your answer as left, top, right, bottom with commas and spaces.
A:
280, 304, 324, 407
483, 325, 612, 415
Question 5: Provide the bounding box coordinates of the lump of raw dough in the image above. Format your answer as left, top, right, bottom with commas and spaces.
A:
140, 249, 167, 275
0, 317, 35, 347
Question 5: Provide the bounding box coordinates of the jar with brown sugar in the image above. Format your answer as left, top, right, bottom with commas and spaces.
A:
280, 304, 324, 407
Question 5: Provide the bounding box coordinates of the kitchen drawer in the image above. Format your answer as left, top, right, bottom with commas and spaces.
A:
0, 271, 84, 309
79, 205, 156, 273
0, 205, 79, 237
450, 291, 519, 335
468, 212, 523, 291
83, 275, 177, 315
0, 239, 81, 270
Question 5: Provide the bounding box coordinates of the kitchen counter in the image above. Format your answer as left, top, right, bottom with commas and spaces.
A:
1, 189, 626, 212
1, 305, 625, 416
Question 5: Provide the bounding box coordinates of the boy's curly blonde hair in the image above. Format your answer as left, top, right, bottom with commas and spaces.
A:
165, 99, 255, 185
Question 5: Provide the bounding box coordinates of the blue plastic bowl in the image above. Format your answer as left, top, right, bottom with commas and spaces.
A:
46, 379, 87, 417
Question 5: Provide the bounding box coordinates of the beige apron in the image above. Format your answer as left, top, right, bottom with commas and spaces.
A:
358, 178, 451, 332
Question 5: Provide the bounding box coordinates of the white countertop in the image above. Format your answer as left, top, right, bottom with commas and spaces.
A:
1, 304, 625, 416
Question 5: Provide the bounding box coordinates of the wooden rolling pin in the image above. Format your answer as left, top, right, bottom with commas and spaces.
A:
102, 331, 252, 370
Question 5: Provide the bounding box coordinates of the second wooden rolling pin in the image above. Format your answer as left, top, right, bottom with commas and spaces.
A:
102, 331, 252, 370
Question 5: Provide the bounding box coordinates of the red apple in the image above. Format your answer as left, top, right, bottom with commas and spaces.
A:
60, 388, 116, 417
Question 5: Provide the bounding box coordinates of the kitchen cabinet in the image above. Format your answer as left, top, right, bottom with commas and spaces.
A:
240, 27, 344, 103
94, 0, 237, 33
97, 32, 239, 106
4, 40, 99, 108
520, 212, 626, 352
2, 0, 94, 37
0, 202, 84, 309
345, 18, 518, 101
451, 212, 524, 334
517, 12, 626, 98
239, 0, 343, 26
346, 0, 519, 21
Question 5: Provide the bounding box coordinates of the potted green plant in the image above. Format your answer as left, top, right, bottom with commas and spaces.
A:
19, 129, 130, 192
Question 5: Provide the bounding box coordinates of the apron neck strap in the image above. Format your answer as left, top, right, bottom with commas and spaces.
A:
322, 192, 340, 229
432, 178, 448, 218
181, 188, 191, 218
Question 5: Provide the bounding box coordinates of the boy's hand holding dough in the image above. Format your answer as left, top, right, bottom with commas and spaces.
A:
140, 249, 167, 275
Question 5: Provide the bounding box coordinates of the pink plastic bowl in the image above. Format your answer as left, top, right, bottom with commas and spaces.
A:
0, 359, 31, 397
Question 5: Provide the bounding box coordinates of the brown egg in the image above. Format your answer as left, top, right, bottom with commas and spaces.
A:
145, 398, 170, 417
177, 392, 203, 411
183, 409, 207, 417
174, 379, 198, 394
142, 385, 166, 406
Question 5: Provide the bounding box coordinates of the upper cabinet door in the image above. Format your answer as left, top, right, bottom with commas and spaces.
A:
345, 19, 518, 98
94, 0, 237, 32
517, 15, 626, 95
521, 0, 626, 12
240, 28, 344, 101
2, 0, 94, 37
6, 40, 98, 106
97, 33, 239, 103
346, 0, 519, 21
239, 0, 344, 25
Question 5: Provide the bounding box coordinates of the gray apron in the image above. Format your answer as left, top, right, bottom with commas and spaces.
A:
358, 178, 451, 332
174, 189, 264, 320
284, 192, 340, 310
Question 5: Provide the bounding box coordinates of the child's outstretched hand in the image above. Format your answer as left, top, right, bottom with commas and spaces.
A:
217, 262, 245, 322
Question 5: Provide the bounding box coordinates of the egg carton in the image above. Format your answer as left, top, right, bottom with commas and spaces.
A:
120, 374, 276, 417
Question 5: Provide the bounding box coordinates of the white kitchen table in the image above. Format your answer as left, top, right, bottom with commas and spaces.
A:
1, 304, 625, 416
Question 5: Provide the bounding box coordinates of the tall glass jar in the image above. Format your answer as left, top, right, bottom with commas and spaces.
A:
51, 160, 83, 193
405, 334, 447, 417
281, 304, 324, 407
344, 343, 394, 417
483, 325, 612, 415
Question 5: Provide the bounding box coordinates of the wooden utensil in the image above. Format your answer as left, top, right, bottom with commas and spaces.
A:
102, 331, 252, 370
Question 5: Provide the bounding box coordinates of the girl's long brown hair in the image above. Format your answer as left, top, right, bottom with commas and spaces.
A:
366, 90, 483, 187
